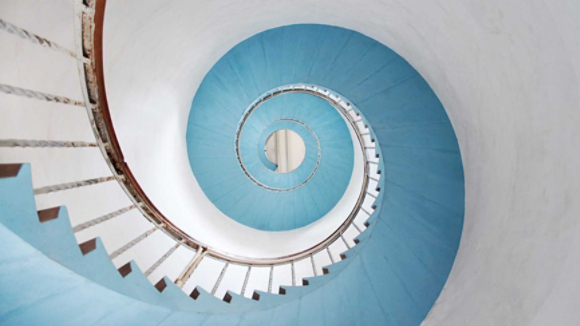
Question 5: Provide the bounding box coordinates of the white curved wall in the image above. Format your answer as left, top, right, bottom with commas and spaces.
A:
102, 0, 580, 324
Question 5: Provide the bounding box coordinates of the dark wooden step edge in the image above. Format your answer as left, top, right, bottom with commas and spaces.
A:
0, 164, 23, 178
38, 207, 61, 223
79, 238, 97, 255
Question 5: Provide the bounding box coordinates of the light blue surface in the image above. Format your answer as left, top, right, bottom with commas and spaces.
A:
0, 23, 464, 326
189, 87, 353, 231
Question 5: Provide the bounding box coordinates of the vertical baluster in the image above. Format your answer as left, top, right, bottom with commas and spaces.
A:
34, 175, 121, 195
341, 233, 351, 250
310, 255, 317, 277
0, 18, 77, 58
291, 261, 296, 286
144, 243, 180, 277
109, 227, 156, 260
240, 265, 252, 297
352, 222, 363, 234
72, 204, 136, 232
211, 262, 229, 295
327, 247, 335, 264
0, 83, 84, 106
267, 266, 274, 293
175, 248, 206, 288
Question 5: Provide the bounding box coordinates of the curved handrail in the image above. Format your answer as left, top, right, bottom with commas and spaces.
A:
236, 116, 322, 192
76, 0, 379, 266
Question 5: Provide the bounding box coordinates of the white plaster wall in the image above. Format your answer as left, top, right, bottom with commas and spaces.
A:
101, 0, 580, 324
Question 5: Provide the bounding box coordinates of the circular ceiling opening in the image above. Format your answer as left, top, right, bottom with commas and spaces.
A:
264, 129, 306, 174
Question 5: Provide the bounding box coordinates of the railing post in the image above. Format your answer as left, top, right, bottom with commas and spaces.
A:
175, 248, 206, 288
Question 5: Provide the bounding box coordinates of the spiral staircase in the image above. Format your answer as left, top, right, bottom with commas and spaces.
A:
1, 1, 580, 325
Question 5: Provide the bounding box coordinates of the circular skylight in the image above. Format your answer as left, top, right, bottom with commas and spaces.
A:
264, 129, 306, 173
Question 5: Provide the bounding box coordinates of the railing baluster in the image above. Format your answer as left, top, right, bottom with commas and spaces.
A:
360, 207, 373, 216
291, 261, 296, 286
0, 18, 77, 58
310, 254, 317, 277
0, 139, 97, 148
211, 262, 229, 295
327, 247, 335, 264
341, 234, 351, 250
353, 222, 363, 234
144, 243, 180, 277
0, 83, 84, 107
267, 266, 274, 293
34, 175, 120, 195
72, 204, 136, 232
175, 248, 206, 288
109, 227, 156, 260
240, 265, 252, 297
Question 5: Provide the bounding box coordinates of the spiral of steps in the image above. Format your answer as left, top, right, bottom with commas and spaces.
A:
2, 0, 580, 325
0, 13, 463, 324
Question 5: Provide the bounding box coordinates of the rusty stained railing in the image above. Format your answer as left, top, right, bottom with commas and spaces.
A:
74, 0, 381, 271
